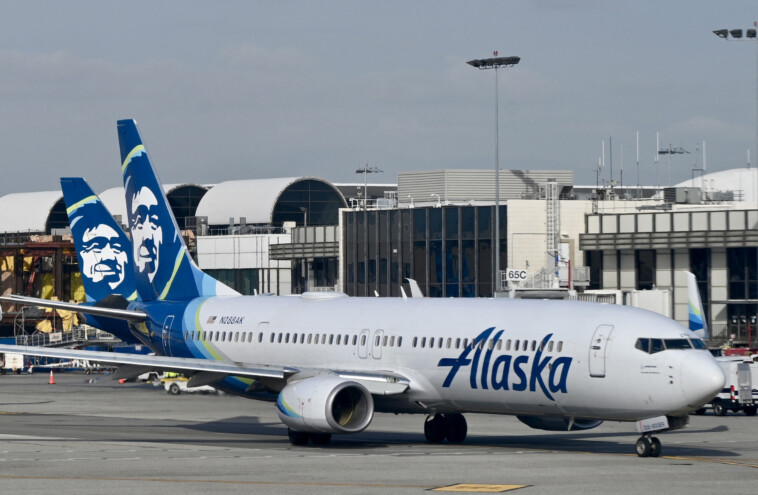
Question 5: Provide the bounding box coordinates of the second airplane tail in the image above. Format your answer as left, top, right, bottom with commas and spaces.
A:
117, 119, 238, 301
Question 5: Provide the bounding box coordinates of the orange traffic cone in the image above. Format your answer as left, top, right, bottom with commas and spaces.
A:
49, 370, 55, 385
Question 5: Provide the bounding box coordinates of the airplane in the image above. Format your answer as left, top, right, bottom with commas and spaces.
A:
0, 119, 725, 458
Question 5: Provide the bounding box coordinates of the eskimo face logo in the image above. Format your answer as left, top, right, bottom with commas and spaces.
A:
437, 328, 572, 401
131, 186, 163, 281
79, 224, 128, 289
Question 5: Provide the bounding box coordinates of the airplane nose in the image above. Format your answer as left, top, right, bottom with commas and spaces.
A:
679, 353, 725, 408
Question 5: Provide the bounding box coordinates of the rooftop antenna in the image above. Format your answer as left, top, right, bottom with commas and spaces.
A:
655, 132, 660, 191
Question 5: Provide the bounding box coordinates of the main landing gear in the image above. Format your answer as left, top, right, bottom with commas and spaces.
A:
287, 428, 332, 446
424, 413, 468, 443
635, 435, 662, 458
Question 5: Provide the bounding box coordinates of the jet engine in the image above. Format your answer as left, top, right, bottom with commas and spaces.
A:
517, 415, 603, 431
276, 375, 374, 434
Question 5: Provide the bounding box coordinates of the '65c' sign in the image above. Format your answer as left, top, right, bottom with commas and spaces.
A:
505, 269, 528, 281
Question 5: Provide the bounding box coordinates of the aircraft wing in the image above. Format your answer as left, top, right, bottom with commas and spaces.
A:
0, 295, 147, 322
0, 344, 292, 381
0, 344, 410, 395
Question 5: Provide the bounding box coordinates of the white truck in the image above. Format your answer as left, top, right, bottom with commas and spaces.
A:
701, 357, 758, 416
0, 352, 26, 374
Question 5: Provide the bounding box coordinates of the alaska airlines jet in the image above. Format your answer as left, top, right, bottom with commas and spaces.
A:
0, 120, 725, 458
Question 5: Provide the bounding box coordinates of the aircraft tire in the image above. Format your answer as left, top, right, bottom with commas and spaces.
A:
635, 437, 652, 457
649, 437, 662, 458
424, 414, 447, 443
310, 433, 332, 445
712, 401, 727, 416
445, 413, 467, 443
288, 428, 310, 446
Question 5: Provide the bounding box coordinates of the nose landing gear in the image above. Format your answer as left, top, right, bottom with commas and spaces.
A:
635, 435, 662, 457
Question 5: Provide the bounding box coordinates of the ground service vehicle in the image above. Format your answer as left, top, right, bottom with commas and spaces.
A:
707, 357, 758, 416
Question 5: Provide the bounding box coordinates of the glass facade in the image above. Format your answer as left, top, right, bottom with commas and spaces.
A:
343, 205, 506, 298
272, 180, 346, 227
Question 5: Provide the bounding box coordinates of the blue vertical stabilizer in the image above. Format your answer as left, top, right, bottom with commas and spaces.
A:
117, 119, 238, 301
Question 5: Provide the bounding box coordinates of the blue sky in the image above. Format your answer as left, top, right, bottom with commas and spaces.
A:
1, 1, 756, 195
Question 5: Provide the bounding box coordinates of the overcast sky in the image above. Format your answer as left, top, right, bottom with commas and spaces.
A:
1, 1, 756, 196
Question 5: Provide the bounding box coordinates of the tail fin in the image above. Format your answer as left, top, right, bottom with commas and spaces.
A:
61, 177, 137, 303
686, 271, 708, 339
117, 119, 238, 301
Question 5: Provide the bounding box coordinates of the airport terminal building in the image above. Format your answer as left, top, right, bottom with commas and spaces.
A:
2, 167, 758, 348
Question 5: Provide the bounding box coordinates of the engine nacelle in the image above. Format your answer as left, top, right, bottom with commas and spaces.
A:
276, 375, 374, 434
517, 415, 603, 431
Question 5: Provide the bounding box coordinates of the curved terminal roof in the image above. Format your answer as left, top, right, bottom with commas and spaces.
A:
675, 168, 758, 203
0, 191, 63, 233
0, 183, 209, 235
195, 177, 346, 227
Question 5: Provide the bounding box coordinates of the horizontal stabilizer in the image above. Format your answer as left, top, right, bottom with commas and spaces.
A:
0, 294, 147, 322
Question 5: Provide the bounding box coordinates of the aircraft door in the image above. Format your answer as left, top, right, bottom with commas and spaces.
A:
589, 324, 614, 377
162, 315, 174, 357
371, 329, 384, 359
358, 329, 370, 359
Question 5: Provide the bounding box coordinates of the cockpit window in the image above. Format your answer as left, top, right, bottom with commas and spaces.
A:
635, 338, 650, 353
636, 337, 704, 354
663, 339, 692, 350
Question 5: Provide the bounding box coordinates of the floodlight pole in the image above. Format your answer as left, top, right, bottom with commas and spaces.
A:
355, 163, 383, 210
714, 25, 758, 171
467, 53, 520, 294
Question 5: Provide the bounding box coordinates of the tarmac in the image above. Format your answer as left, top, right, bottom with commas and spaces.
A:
1, 371, 757, 495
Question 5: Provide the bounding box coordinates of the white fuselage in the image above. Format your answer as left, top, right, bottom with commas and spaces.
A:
148, 294, 723, 422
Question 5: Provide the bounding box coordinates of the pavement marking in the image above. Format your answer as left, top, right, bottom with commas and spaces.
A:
0, 475, 428, 489
661, 456, 758, 469
432, 484, 529, 493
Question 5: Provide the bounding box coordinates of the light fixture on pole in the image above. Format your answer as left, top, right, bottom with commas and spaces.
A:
466, 52, 520, 293
714, 25, 758, 171
355, 163, 383, 210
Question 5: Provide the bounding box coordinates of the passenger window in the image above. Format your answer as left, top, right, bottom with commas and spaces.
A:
496, 340, 502, 351
391, 336, 396, 347
258, 333, 263, 343
456, 338, 461, 349
329, 334, 334, 345
397, 336, 403, 347
307, 334, 312, 344
506, 339, 511, 351
463, 338, 469, 348
285, 333, 290, 344
383, 336, 388, 346
270, 333, 275, 343
557, 341, 563, 352
336, 335, 342, 345
322, 334, 327, 344
344, 334, 349, 345
547, 341, 554, 352
651, 339, 664, 353
352, 335, 358, 345
413, 337, 418, 348
362, 335, 367, 346
235, 332, 239, 342
531, 341, 536, 352
515, 340, 520, 351
421, 337, 427, 348
539, 340, 545, 351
